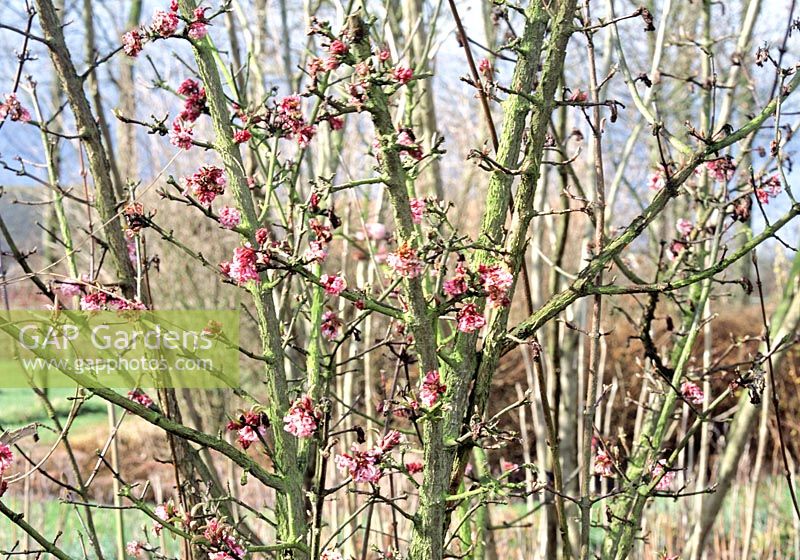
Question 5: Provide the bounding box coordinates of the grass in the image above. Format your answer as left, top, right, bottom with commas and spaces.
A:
0, 388, 107, 442
0, 496, 180, 556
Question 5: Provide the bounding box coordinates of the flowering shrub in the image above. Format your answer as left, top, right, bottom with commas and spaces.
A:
0, 1, 798, 560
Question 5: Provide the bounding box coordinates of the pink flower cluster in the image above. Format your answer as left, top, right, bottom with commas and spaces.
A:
320, 274, 347, 296
409, 197, 426, 223
152, 500, 179, 536
680, 380, 705, 404
176, 78, 207, 123
387, 242, 424, 278
478, 58, 492, 77
125, 541, 145, 558
276, 95, 316, 147
321, 311, 342, 340
444, 261, 513, 310
0, 443, 13, 476
756, 174, 782, 204
457, 303, 486, 333
283, 395, 320, 438
675, 218, 693, 237
479, 264, 513, 308
226, 409, 269, 449
182, 165, 226, 206
218, 206, 241, 229
335, 430, 402, 484
593, 448, 615, 477
320, 550, 344, 560
151, 9, 179, 38
650, 460, 676, 491
80, 292, 146, 311
187, 7, 209, 41
127, 389, 155, 408
170, 118, 194, 150
202, 518, 245, 560
391, 66, 414, 84
57, 281, 82, 298
233, 129, 251, 144
122, 29, 144, 56
443, 261, 469, 297
418, 370, 446, 408
648, 171, 665, 191
0, 93, 31, 122
325, 39, 349, 70
705, 157, 736, 182
220, 245, 260, 285
397, 129, 423, 161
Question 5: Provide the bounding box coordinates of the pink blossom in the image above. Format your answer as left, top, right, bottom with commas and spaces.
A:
177, 79, 207, 122
183, 165, 226, 206
169, 119, 194, 150
283, 395, 320, 438
227, 410, 269, 449
329, 39, 349, 55
569, 89, 589, 102
419, 370, 446, 408
126, 541, 145, 558
386, 243, 423, 278
355, 61, 371, 77
127, 389, 154, 408
187, 22, 207, 40
57, 281, 82, 298
680, 380, 705, 404
327, 115, 345, 130
650, 460, 676, 491
209, 553, 234, 560
479, 264, 513, 307
255, 228, 269, 247
500, 458, 519, 472
397, 129, 423, 160
705, 157, 736, 182
362, 222, 387, 241
478, 58, 492, 77
187, 9, 209, 40
320, 273, 347, 296
321, 550, 344, 560
0, 443, 13, 474
151, 9, 179, 37
593, 448, 615, 477
756, 174, 782, 204
379, 430, 403, 453
675, 218, 693, 237
648, 171, 665, 191
276, 95, 317, 146
391, 66, 414, 84
122, 29, 144, 57
304, 240, 328, 263
233, 129, 251, 143
324, 56, 341, 71
443, 261, 469, 297
0, 93, 31, 122
222, 245, 260, 285
321, 311, 342, 340
307, 57, 324, 79
218, 206, 241, 229
457, 303, 486, 333
80, 292, 109, 311
409, 197, 426, 224
378, 49, 391, 62
335, 444, 385, 484
406, 462, 423, 474
668, 240, 687, 260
